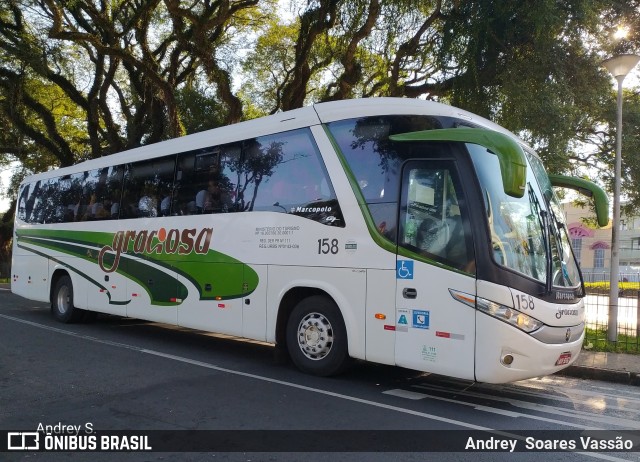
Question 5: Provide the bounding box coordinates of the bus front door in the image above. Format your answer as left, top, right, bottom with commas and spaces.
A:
394, 160, 476, 380
395, 259, 476, 379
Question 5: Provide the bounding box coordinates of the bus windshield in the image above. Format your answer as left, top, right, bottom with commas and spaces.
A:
526, 151, 582, 290
468, 144, 580, 289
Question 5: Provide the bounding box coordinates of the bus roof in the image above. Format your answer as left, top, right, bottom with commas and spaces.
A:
22, 97, 530, 184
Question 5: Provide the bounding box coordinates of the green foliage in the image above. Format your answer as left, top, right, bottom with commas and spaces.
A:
440, 2, 611, 174
585, 281, 640, 291
175, 87, 226, 135
240, 19, 301, 114
1, 0, 640, 217
584, 327, 640, 354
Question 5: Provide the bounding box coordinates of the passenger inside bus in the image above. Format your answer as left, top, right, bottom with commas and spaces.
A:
195, 180, 230, 213
160, 188, 174, 216
110, 196, 120, 218
138, 185, 158, 217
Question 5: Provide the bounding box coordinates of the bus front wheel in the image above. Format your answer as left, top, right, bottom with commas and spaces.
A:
286, 295, 349, 376
52, 275, 85, 323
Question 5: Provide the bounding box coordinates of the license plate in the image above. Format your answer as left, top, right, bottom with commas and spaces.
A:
555, 352, 572, 366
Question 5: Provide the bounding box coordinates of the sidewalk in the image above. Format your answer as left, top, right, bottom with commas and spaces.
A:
559, 350, 640, 386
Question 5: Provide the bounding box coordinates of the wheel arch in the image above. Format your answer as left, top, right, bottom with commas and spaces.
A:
49, 267, 71, 305
275, 286, 332, 354
275, 284, 361, 361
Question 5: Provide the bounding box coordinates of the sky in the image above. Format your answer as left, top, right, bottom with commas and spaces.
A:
0, 162, 18, 215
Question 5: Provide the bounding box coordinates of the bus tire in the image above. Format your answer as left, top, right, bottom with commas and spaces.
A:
286, 295, 350, 377
51, 275, 85, 323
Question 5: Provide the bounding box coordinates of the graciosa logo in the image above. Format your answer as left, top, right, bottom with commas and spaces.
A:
98, 227, 213, 273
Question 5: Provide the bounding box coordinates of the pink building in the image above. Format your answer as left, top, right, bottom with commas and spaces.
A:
563, 201, 640, 281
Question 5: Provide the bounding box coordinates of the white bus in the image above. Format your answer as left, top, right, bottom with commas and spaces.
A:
12, 98, 608, 383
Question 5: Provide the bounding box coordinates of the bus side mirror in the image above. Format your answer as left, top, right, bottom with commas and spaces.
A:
548, 174, 609, 227
390, 128, 526, 198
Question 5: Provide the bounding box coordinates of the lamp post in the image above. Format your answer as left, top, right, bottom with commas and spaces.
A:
602, 54, 640, 342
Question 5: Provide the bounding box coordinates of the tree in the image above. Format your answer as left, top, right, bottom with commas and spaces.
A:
1, 0, 640, 216
0, 0, 263, 168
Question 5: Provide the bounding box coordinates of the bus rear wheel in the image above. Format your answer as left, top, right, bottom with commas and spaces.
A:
286, 295, 349, 376
52, 275, 85, 323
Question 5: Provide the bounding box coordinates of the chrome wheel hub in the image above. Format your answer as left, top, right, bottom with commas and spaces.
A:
297, 312, 333, 360
57, 285, 70, 314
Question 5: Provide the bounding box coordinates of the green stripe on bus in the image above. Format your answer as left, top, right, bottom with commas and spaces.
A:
16, 228, 259, 302
16, 243, 131, 306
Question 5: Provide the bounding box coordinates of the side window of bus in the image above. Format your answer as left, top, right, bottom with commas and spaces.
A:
43, 177, 67, 223
219, 144, 241, 211
327, 116, 446, 239
103, 166, 124, 219
121, 156, 176, 219
23, 180, 42, 224
239, 128, 335, 213
175, 144, 240, 215
17, 183, 30, 222
400, 161, 475, 273
78, 166, 124, 221
61, 172, 89, 222
31, 180, 48, 223
57, 176, 73, 222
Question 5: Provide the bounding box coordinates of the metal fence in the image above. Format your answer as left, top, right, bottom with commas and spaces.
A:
582, 269, 640, 283
584, 285, 640, 353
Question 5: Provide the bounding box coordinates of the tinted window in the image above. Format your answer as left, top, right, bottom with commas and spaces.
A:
241, 130, 331, 207
62, 172, 89, 222
22, 180, 42, 224
328, 116, 445, 204
174, 128, 342, 226
42, 177, 66, 223
327, 115, 454, 238
400, 161, 474, 272
121, 156, 176, 218
17, 183, 30, 222
175, 145, 240, 215
102, 166, 124, 220
30, 180, 49, 223
76, 167, 124, 221
238, 129, 342, 226
18, 128, 341, 226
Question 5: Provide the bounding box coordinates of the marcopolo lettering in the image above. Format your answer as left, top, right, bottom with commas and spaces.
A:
98, 227, 213, 273
293, 206, 333, 213
554, 291, 575, 301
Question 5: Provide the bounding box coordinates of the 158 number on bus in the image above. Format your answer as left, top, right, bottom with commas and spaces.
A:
318, 238, 339, 255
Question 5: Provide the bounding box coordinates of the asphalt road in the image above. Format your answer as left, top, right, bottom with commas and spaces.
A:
1, 288, 640, 462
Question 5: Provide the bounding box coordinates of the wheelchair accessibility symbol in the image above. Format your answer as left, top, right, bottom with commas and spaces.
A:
396, 260, 414, 279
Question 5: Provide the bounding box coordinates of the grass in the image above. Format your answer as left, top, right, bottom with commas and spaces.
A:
583, 284, 640, 353
584, 328, 640, 354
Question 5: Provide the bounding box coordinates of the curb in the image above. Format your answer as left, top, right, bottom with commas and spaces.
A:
557, 365, 640, 386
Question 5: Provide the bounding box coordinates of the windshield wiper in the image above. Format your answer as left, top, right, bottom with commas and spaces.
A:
528, 184, 552, 295
545, 199, 585, 296
540, 210, 553, 295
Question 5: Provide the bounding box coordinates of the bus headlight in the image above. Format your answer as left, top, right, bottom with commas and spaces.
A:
449, 289, 544, 333
476, 297, 543, 333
